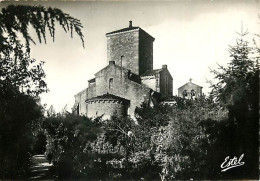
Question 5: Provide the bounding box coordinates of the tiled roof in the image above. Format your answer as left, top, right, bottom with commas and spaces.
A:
88, 78, 95, 83
141, 69, 162, 76
86, 93, 130, 103
106, 26, 139, 36
128, 72, 141, 84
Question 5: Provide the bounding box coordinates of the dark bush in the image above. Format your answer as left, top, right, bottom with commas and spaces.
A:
0, 84, 44, 179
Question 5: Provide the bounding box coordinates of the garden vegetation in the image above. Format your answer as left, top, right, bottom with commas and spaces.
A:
0, 5, 259, 180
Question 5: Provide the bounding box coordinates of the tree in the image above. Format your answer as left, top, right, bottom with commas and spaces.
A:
210, 29, 258, 111
101, 115, 161, 180
0, 5, 85, 179
0, 84, 44, 179
0, 39, 47, 96
100, 99, 222, 180
209, 29, 259, 179
138, 98, 224, 180
103, 116, 137, 161
1, 5, 85, 96
1, 5, 84, 53
43, 113, 102, 179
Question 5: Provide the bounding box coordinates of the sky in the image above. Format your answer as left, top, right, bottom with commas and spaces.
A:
1, 0, 259, 112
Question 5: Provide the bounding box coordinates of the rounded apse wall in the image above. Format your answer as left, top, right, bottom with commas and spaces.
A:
86, 99, 129, 119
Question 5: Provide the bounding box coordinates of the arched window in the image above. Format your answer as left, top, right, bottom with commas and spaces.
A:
183, 90, 188, 98
76, 104, 79, 115
109, 78, 113, 89
191, 89, 196, 99
120, 55, 124, 66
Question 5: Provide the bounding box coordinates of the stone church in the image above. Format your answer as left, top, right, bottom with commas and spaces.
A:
73, 21, 173, 119
178, 79, 203, 99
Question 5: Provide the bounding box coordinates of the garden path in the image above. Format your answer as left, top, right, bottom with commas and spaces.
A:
29, 154, 56, 180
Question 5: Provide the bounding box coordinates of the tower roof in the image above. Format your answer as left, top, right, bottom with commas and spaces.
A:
106, 20, 138, 35
106, 21, 155, 40
106, 26, 139, 36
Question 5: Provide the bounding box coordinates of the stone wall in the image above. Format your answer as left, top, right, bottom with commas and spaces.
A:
87, 82, 96, 98
141, 75, 159, 92
74, 63, 172, 118
106, 29, 154, 75
107, 30, 139, 75
74, 88, 88, 115
159, 66, 173, 98
93, 63, 151, 117
139, 29, 154, 75
86, 100, 128, 119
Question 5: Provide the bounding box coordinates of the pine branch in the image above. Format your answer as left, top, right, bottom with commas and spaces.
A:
0, 5, 85, 53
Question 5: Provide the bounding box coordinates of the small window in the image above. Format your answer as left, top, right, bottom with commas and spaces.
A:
165, 76, 168, 94
156, 78, 159, 87
191, 89, 196, 99
76, 104, 79, 115
120, 55, 124, 67
109, 78, 113, 89
183, 90, 188, 98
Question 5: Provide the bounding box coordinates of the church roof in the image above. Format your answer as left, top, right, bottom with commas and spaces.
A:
85, 93, 130, 103
95, 63, 127, 76
178, 81, 203, 89
141, 69, 162, 77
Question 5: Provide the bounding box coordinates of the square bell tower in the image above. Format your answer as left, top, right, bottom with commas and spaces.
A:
106, 21, 155, 75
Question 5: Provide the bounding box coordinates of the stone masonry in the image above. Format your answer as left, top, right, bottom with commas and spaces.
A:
73, 21, 173, 119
